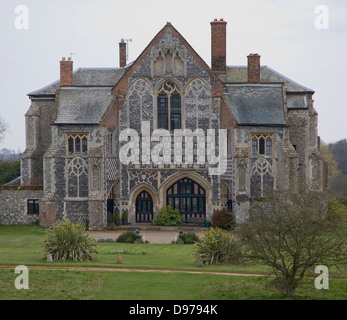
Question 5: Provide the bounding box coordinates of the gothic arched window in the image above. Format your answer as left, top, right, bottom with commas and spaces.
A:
66, 133, 89, 155
157, 81, 181, 131
251, 134, 273, 156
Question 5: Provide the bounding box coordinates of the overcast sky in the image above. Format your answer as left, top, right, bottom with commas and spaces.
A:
0, 0, 346, 152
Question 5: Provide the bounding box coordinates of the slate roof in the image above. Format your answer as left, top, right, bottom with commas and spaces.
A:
28, 68, 126, 97
225, 66, 314, 93
54, 87, 114, 124
225, 84, 285, 126
26, 59, 310, 127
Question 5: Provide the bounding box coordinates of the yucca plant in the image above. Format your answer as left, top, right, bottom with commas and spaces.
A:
193, 227, 242, 265
42, 218, 98, 262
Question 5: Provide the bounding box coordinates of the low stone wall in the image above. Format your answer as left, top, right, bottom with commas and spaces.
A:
0, 186, 43, 225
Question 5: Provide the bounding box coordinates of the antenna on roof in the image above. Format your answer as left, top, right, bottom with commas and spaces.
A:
69, 52, 77, 60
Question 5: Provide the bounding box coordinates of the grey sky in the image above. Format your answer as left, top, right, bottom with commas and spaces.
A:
0, 0, 346, 152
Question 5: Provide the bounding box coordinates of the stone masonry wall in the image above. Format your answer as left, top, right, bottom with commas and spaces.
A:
0, 187, 43, 225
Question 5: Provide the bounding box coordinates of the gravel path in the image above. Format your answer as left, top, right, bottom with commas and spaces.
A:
88, 229, 205, 244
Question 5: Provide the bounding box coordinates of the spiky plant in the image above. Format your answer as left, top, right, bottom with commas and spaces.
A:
42, 218, 98, 262
193, 228, 242, 265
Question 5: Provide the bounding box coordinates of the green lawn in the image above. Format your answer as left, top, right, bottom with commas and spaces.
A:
0, 225, 271, 274
0, 225, 347, 300
2, 268, 347, 300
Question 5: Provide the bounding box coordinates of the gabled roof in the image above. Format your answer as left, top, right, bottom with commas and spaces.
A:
111, 22, 226, 97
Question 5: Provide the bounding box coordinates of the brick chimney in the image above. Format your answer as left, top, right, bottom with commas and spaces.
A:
210, 19, 227, 74
60, 57, 73, 87
247, 53, 261, 83
119, 39, 126, 68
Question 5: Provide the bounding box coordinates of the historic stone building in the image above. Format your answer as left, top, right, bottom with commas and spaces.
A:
0, 20, 327, 228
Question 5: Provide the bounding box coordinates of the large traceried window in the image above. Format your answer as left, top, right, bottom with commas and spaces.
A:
157, 81, 181, 131
166, 178, 206, 223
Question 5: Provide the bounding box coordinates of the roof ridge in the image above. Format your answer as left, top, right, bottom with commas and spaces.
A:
264, 66, 314, 93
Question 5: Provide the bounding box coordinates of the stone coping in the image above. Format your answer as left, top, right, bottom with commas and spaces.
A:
0, 185, 43, 191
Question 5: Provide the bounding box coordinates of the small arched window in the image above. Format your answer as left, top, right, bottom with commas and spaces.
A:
157, 81, 181, 131
251, 134, 273, 156
67, 133, 89, 155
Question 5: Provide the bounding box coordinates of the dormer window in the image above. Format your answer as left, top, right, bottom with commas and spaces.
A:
157, 81, 182, 131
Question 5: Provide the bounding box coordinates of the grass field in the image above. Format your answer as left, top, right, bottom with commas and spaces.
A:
0, 225, 347, 300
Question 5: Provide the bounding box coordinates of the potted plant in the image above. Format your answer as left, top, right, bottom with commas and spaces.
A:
122, 209, 128, 225
115, 209, 121, 226
203, 220, 211, 228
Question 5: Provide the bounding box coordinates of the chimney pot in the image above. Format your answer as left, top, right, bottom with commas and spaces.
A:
60, 58, 73, 87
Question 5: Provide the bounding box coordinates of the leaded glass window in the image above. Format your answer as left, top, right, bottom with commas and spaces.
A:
251, 134, 273, 157
157, 81, 181, 131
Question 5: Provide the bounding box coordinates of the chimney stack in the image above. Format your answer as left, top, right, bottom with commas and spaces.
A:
210, 19, 227, 74
247, 53, 261, 83
119, 39, 126, 68
60, 57, 73, 87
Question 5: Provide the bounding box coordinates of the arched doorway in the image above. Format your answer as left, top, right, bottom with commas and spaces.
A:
166, 178, 206, 223
136, 191, 153, 223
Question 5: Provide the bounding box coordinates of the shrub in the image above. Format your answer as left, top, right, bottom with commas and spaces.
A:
181, 232, 199, 244
151, 205, 184, 226
193, 228, 242, 265
116, 231, 137, 243
211, 210, 234, 230
42, 218, 98, 262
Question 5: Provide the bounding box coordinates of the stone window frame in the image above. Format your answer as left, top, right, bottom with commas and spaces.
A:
106, 132, 113, 155
250, 133, 274, 157
156, 80, 183, 132
66, 133, 89, 156
27, 199, 39, 214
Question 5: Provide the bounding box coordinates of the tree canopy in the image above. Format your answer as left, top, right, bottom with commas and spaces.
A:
236, 186, 347, 298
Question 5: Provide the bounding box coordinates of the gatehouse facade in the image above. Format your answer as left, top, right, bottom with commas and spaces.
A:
0, 20, 327, 229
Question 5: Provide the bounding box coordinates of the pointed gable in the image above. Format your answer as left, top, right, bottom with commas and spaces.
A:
111, 22, 226, 97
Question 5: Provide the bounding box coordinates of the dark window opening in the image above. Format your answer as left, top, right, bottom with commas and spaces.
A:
136, 191, 153, 223
157, 81, 181, 131
166, 178, 206, 223
68, 137, 74, 154
27, 199, 39, 214
158, 93, 169, 130
75, 137, 81, 154
266, 138, 272, 156
170, 92, 181, 130
252, 138, 258, 155
259, 137, 265, 155
82, 137, 88, 154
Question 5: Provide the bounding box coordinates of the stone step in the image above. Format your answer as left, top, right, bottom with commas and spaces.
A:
116, 224, 208, 232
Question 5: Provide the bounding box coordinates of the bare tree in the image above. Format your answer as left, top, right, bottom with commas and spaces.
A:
0, 116, 8, 143
236, 186, 347, 298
